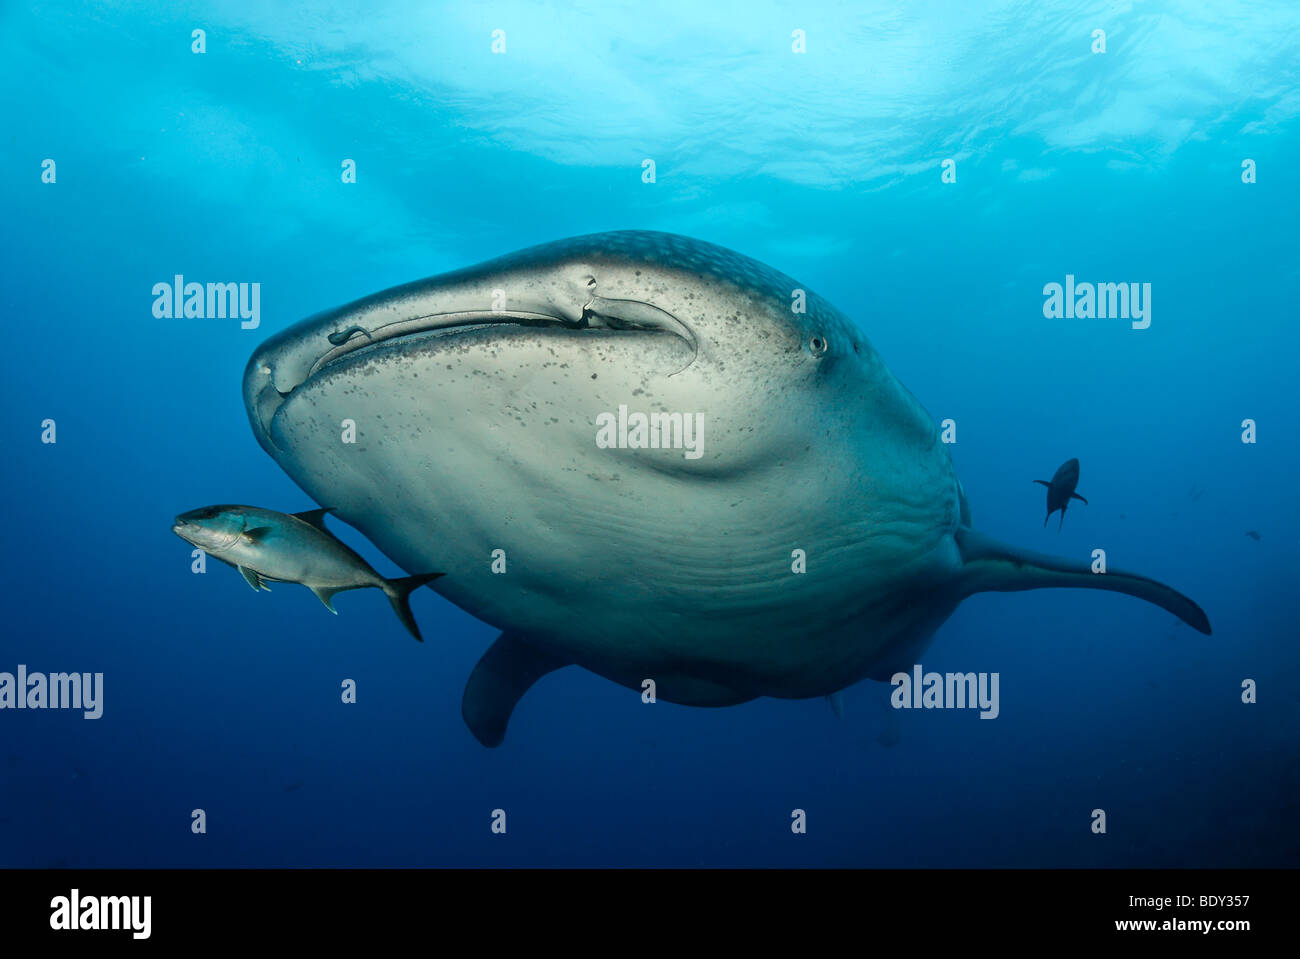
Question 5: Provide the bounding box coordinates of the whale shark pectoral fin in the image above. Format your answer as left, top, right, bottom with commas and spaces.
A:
293, 507, 335, 531
462, 633, 570, 748
954, 527, 1212, 635
1071, 492, 1089, 504
237, 566, 263, 592
1033, 480, 1051, 487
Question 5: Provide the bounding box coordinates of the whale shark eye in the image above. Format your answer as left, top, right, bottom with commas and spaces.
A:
808, 335, 828, 357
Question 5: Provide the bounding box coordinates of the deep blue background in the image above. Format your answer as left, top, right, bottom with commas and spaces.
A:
1, 1, 1296, 866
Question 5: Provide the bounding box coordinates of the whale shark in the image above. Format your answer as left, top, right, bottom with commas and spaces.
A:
242, 231, 1211, 746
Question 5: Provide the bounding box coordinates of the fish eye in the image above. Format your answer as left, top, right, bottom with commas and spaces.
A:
808, 335, 828, 357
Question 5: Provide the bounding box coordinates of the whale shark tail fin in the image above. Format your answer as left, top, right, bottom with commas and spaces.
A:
381, 572, 444, 641
954, 527, 1211, 635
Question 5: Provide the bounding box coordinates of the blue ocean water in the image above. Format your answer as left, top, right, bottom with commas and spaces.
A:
1, 0, 1297, 868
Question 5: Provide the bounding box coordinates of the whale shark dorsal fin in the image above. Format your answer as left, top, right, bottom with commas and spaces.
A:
462, 633, 569, 748
294, 507, 334, 531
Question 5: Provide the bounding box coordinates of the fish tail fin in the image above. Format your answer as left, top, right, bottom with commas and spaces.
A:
382, 573, 444, 642
955, 527, 1211, 634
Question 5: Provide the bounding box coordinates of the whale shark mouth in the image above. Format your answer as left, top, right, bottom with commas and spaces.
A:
308, 297, 696, 384
245, 297, 698, 455
309, 310, 586, 381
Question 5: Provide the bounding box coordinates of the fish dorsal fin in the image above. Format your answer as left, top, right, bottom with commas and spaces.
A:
294, 507, 335, 531
462, 633, 569, 748
309, 586, 343, 613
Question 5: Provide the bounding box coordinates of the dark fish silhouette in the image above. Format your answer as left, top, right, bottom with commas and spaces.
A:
1245, 530, 1261, 541
1034, 457, 1088, 530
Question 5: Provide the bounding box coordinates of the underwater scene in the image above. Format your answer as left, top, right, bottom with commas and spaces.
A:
1, 0, 1297, 868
